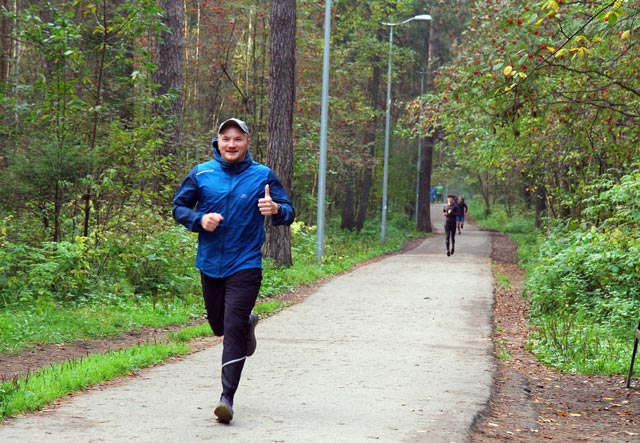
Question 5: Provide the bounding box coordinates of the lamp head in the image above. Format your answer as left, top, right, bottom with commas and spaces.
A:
383, 14, 433, 27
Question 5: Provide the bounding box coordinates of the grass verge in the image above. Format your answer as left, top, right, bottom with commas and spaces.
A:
0, 343, 189, 419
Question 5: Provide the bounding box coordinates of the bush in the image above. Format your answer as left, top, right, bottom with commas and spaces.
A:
525, 168, 640, 373
0, 222, 199, 308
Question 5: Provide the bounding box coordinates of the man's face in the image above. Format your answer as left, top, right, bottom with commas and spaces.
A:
218, 126, 250, 163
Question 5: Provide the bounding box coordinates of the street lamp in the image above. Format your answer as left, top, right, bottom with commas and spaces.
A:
415, 69, 425, 224
381, 14, 432, 243
316, 0, 332, 263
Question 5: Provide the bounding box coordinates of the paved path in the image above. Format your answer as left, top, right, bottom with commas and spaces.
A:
1, 205, 495, 443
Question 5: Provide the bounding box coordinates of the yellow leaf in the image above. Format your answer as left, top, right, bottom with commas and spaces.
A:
554, 48, 568, 57
621, 30, 630, 40
546, 46, 556, 53
503, 66, 513, 76
542, 1, 560, 13
603, 397, 615, 401
569, 413, 582, 417
518, 72, 527, 79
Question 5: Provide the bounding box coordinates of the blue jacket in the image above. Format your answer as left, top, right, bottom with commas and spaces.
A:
172, 138, 295, 278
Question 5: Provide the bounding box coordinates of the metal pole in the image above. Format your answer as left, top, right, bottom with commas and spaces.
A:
415, 70, 424, 224
316, 0, 332, 262
381, 24, 394, 244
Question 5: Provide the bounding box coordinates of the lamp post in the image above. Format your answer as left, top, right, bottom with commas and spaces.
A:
316, 0, 332, 262
415, 69, 425, 224
381, 14, 432, 243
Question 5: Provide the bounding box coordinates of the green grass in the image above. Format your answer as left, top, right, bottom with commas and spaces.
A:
168, 322, 213, 342
0, 343, 190, 419
0, 298, 204, 354
528, 311, 634, 375
495, 338, 512, 362
495, 273, 511, 290
0, 296, 300, 420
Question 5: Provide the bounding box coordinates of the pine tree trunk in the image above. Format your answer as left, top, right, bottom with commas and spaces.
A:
417, 135, 433, 232
0, 0, 10, 87
264, 0, 296, 267
155, 0, 184, 149
340, 175, 356, 230
356, 60, 382, 231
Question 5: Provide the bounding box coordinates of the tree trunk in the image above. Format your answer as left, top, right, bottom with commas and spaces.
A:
54, 180, 62, 242
417, 135, 433, 232
355, 140, 374, 231
416, 15, 433, 233
155, 0, 184, 149
479, 171, 491, 217
534, 185, 546, 228
264, 0, 296, 267
340, 174, 356, 230
0, 0, 10, 88
356, 59, 382, 231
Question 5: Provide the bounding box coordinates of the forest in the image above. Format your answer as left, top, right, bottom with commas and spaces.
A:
0, 0, 639, 396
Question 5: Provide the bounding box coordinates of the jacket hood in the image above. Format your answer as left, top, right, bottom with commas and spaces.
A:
211, 136, 253, 173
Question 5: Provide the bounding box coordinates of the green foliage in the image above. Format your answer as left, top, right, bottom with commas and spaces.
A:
473, 205, 543, 265
0, 0, 171, 243
526, 169, 640, 373
431, 0, 639, 222
528, 311, 632, 375
465, 168, 640, 375
0, 219, 199, 308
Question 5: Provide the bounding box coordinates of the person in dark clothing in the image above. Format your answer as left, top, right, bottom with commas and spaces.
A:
456, 196, 468, 234
443, 194, 459, 256
172, 118, 295, 423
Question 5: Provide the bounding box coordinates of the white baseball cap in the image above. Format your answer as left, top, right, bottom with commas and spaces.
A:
218, 118, 250, 136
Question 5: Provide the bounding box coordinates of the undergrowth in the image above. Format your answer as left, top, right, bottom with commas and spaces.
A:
476, 168, 640, 375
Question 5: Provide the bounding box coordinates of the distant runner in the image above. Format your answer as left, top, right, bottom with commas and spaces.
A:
443, 194, 459, 256
457, 196, 468, 235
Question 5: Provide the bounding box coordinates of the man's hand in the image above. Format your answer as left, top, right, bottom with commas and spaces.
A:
201, 213, 224, 232
258, 184, 279, 216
